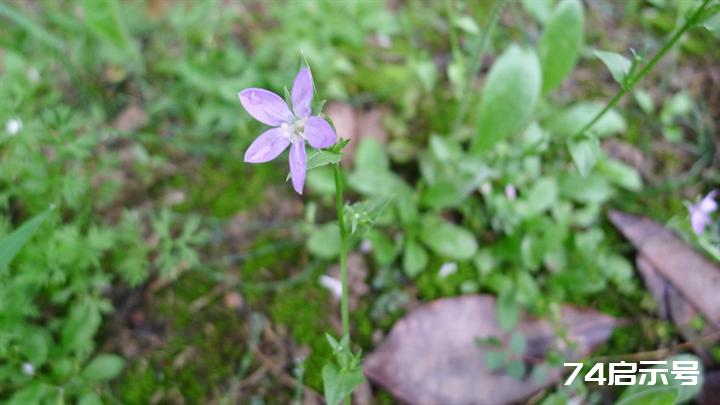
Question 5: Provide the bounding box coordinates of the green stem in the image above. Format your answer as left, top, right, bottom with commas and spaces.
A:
333, 163, 350, 339
573, 0, 711, 139
452, 0, 507, 135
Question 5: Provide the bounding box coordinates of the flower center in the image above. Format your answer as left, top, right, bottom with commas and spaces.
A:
280, 117, 307, 142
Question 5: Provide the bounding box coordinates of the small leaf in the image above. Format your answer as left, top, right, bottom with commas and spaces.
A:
81, 354, 125, 381
568, 138, 601, 176
471, 45, 541, 153
454, 15, 479, 34
634, 89, 654, 114
509, 331, 527, 355
595, 50, 632, 86
403, 239, 428, 277
506, 359, 527, 379
544, 102, 626, 138
287, 150, 342, 181
420, 181, 464, 209
521, 0, 554, 24
322, 364, 365, 405
419, 215, 478, 261
0, 206, 53, 274
597, 158, 643, 191
307, 223, 341, 259
538, 0, 584, 93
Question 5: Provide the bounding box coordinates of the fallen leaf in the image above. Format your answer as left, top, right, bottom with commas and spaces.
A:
697, 370, 720, 405
364, 294, 619, 405
636, 255, 717, 363
608, 210, 720, 328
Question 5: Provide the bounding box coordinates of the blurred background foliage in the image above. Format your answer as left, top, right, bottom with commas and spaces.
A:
0, 0, 718, 403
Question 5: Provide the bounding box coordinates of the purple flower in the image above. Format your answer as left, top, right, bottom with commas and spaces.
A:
688, 190, 717, 235
239, 67, 336, 194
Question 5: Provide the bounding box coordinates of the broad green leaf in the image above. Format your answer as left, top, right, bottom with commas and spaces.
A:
538, 0, 584, 93
520, 177, 558, 215
82, 354, 125, 381
78, 393, 103, 405
0, 206, 53, 274
618, 354, 703, 404
80, 0, 133, 52
403, 239, 428, 277
419, 215, 478, 261
61, 299, 101, 352
307, 223, 341, 259
348, 170, 411, 197
497, 286, 519, 330
597, 158, 643, 191
544, 102, 626, 138
322, 364, 365, 405
471, 45, 541, 153
420, 181, 464, 209
367, 230, 397, 265
7, 383, 52, 405
616, 387, 677, 405
568, 138, 600, 176
595, 50, 631, 86
559, 174, 614, 204
521, 0, 555, 24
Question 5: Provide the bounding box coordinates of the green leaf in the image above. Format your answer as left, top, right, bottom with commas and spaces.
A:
61, 299, 101, 352
538, 0, 584, 93
0, 3, 63, 50
403, 239, 428, 277
560, 174, 614, 204
634, 89, 655, 114
419, 215, 478, 261
420, 181, 464, 209
354, 138, 388, 171
497, 287, 519, 330
521, 0, 554, 24
78, 393, 103, 405
0, 206, 54, 274
367, 230, 397, 265
597, 158, 643, 191
618, 354, 704, 405
509, 331, 527, 355
471, 45, 541, 153
348, 170, 410, 197
80, 0, 133, 52
81, 354, 125, 381
568, 138, 600, 176
521, 177, 558, 215
454, 15, 480, 34
506, 359, 527, 379
287, 150, 342, 181
544, 102, 626, 138
485, 351, 506, 371
307, 223, 341, 259
595, 50, 632, 86
322, 364, 365, 405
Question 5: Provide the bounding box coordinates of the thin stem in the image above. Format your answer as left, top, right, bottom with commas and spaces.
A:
572, 0, 712, 139
333, 163, 350, 338
452, 0, 507, 135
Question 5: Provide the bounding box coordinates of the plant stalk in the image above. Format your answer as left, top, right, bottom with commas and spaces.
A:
573, 0, 712, 139
333, 163, 350, 339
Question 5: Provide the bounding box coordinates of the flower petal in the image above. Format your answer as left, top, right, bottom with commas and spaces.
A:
700, 190, 718, 213
244, 127, 290, 163
239, 88, 293, 126
690, 209, 710, 235
304, 116, 336, 148
292, 67, 314, 118
289, 140, 307, 194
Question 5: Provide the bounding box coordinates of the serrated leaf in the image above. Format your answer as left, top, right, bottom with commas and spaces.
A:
594, 50, 631, 86
471, 45, 541, 153
0, 206, 53, 274
538, 0, 584, 93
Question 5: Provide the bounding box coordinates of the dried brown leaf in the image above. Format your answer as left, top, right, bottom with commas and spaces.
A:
364, 295, 618, 405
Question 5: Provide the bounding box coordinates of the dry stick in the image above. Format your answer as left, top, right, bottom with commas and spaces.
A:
572, 0, 713, 140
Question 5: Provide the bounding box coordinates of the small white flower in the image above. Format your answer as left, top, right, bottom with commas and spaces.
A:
505, 184, 517, 201
319, 275, 343, 299
5, 118, 23, 136
22, 362, 35, 376
438, 262, 458, 278
359, 239, 373, 253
